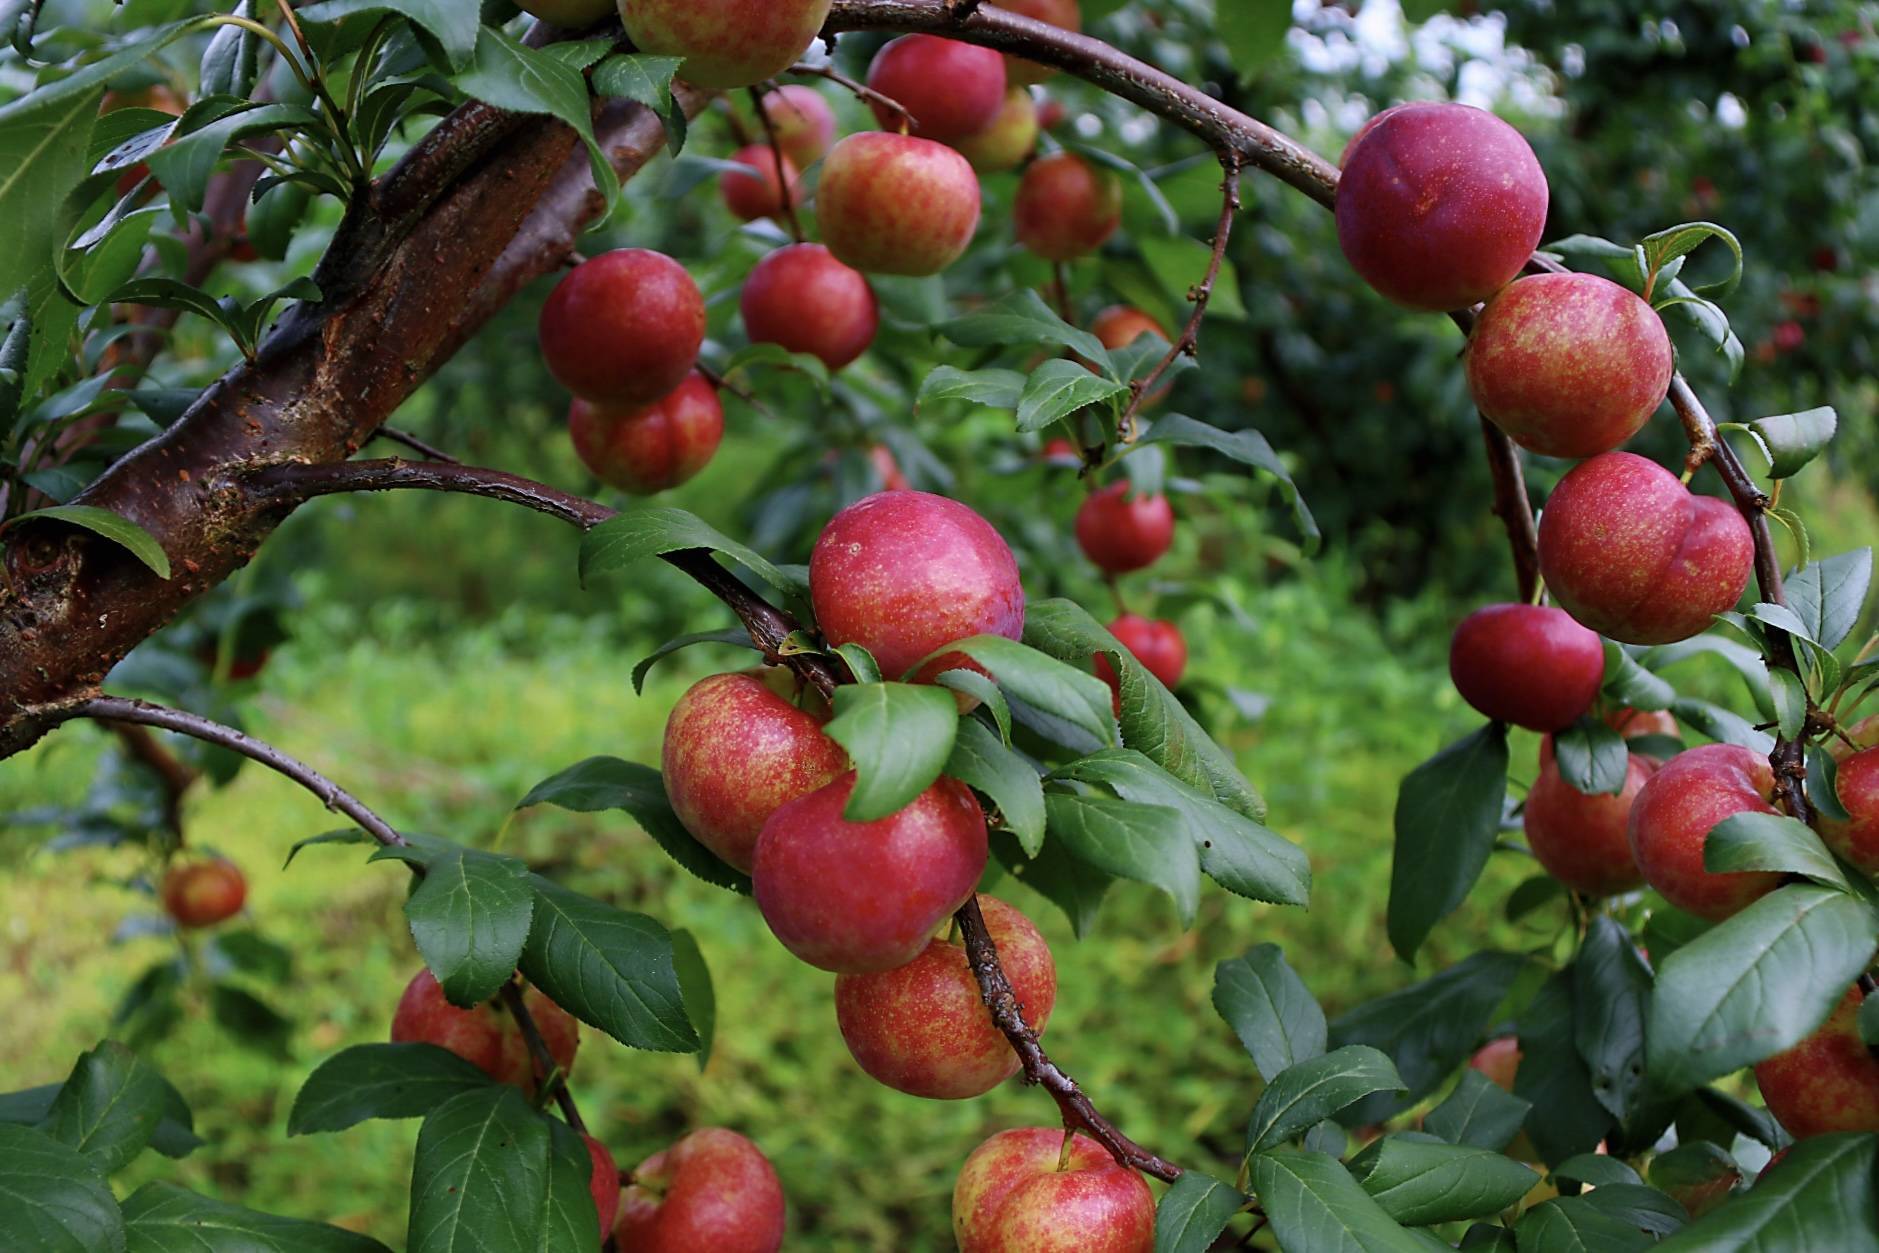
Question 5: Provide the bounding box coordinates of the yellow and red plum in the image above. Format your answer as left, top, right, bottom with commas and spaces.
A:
817, 133, 982, 277
1627, 743, 1784, 920
584, 1135, 621, 1238
1525, 748, 1655, 896
618, 0, 832, 89
1015, 153, 1123, 260
740, 243, 878, 371
1448, 603, 1604, 732
865, 35, 1007, 143
161, 858, 246, 928
1755, 987, 1879, 1139
1075, 484, 1174, 575
719, 145, 800, 222
752, 774, 988, 974
539, 250, 705, 407
1537, 452, 1754, 646
834, 895, 1056, 1099
568, 372, 723, 495
615, 1128, 786, 1253
954, 89, 1040, 172
952, 1127, 1155, 1253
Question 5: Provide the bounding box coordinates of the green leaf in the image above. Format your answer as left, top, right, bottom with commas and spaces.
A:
123, 1182, 391, 1252
1669, 697, 1774, 754
1515, 1195, 1657, 1252
1786, 549, 1871, 652
917, 365, 1027, 410
1045, 791, 1199, 925
630, 629, 758, 694
590, 52, 686, 152
1217, 0, 1292, 73
1657, 278, 1743, 382
0, 1123, 125, 1252
1248, 1147, 1428, 1253
1138, 233, 1248, 321
992, 829, 1111, 938
939, 289, 1111, 365
1154, 1170, 1245, 1253
1704, 811, 1852, 893
0, 73, 100, 314
515, 756, 750, 894
720, 341, 831, 394
1647, 884, 1877, 1096
824, 682, 959, 821
1641, 221, 1743, 297
1516, 970, 1614, 1167
537, 1119, 603, 1252
1246, 1045, 1404, 1152
518, 876, 698, 1053
578, 507, 790, 593
1745, 407, 1837, 478
287, 1044, 496, 1136
929, 635, 1117, 749
1387, 724, 1510, 962
1572, 916, 1652, 1123
199, 3, 262, 104
1057, 749, 1308, 906
1656, 1133, 1878, 1250
946, 717, 1045, 855
1348, 1136, 1539, 1226
282, 828, 376, 870
1424, 1070, 1532, 1152
938, 669, 1010, 741
1602, 642, 1677, 711
406, 1087, 551, 1253
1015, 358, 1128, 432
1330, 953, 1529, 1112
669, 928, 715, 1073
405, 848, 534, 1007
1769, 666, 1808, 741
298, 0, 479, 69
1553, 717, 1630, 796
1139, 414, 1318, 553
146, 103, 324, 220
8, 505, 170, 578
1212, 944, 1326, 1083
39, 1040, 170, 1173
208, 985, 291, 1055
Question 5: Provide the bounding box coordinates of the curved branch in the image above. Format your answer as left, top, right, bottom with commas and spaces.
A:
57, 696, 406, 847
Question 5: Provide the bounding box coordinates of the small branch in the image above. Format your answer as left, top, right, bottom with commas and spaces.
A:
1474, 417, 1541, 603
747, 86, 805, 244
787, 62, 916, 132
1050, 262, 1074, 324
371, 426, 460, 464
58, 696, 406, 847
498, 980, 588, 1134
956, 894, 1182, 1182
1667, 377, 1721, 478
1116, 156, 1240, 443
111, 722, 198, 837
695, 361, 780, 422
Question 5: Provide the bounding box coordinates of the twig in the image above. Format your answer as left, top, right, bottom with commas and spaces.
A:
111, 722, 199, 837
1050, 261, 1074, 324
787, 61, 917, 133
695, 361, 780, 422
57, 696, 406, 847
499, 980, 588, 1134
747, 86, 805, 243
956, 894, 1182, 1181
371, 426, 460, 464
1116, 156, 1240, 443
1474, 417, 1541, 603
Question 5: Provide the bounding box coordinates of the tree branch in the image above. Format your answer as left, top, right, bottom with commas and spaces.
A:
498, 979, 588, 1134
111, 721, 199, 837
371, 427, 460, 464
748, 86, 805, 243
1474, 418, 1542, 603
56, 696, 406, 847
786, 62, 916, 132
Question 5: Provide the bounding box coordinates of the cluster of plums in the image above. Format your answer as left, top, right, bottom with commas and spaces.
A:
1338, 101, 1879, 1145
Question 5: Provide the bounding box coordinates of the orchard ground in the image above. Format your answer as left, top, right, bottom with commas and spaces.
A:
3, 466, 1871, 1248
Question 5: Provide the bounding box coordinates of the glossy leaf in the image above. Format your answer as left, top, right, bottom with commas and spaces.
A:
1330, 952, 1529, 1114
1212, 943, 1326, 1083
1656, 1133, 1878, 1250
8, 505, 170, 578
1245, 1045, 1404, 1152
579, 508, 791, 593
917, 365, 1027, 410
39, 1040, 170, 1173
1387, 724, 1510, 961
824, 682, 959, 821
1044, 791, 1198, 926
1347, 1136, 1539, 1226
939, 289, 1110, 366
669, 928, 715, 1072
1247, 1147, 1427, 1253
1153, 1170, 1245, 1253
1515, 971, 1614, 1167
1015, 359, 1127, 432
406, 1087, 551, 1252
1515, 1195, 1656, 1252
1424, 1070, 1532, 1152
1554, 717, 1629, 796
0, 1123, 125, 1252
518, 876, 698, 1053
298, 0, 478, 66
934, 635, 1116, 749
1139, 414, 1318, 552
515, 756, 749, 894
287, 1044, 496, 1136
1747, 407, 1837, 479
1703, 811, 1851, 893
991, 829, 1111, 938
1786, 548, 1871, 652
404, 847, 534, 1006
946, 717, 1046, 855
1573, 916, 1653, 1124
122, 1181, 391, 1251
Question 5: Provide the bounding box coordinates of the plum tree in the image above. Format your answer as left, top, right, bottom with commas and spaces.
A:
1754, 986, 1879, 1138
953, 1127, 1156, 1253
864, 35, 1007, 142
1075, 483, 1174, 574
660, 670, 848, 872
160, 858, 246, 929
953, 89, 1040, 172
567, 372, 723, 495
834, 895, 1056, 1099
1628, 744, 1785, 920
1447, 603, 1604, 732
1015, 152, 1123, 260
740, 243, 879, 370
1337, 102, 1548, 311
718, 144, 800, 223
1538, 452, 1755, 645
616, 1128, 787, 1252
617, 0, 832, 88
538, 250, 706, 408
752, 774, 988, 973
1465, 273, 1675, 458
816, 133, 982, 276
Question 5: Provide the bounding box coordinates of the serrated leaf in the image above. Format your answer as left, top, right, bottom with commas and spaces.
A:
1348, 1136, 1539, 1226
288, 1044, 495, 1136
1246, 1045, 1404, 1152
1248, 1147, 1428, 1253
1424, 1069, 1532, 1152
404, 848, 534, 1006
0, 68, 101, 317
939, 289, 1111, 365
518, 875, 697, 1053
927, 635, 1117, 749
515, 756, 750, 894
1747, 407, 1837, 479
298, 0, 478, 69
590, 52, 686, 152
457, 27, 618, 226
991, 829, 1111, 937
39, 1040, 169, 1174
1655, 1133, 1878, 1250
1154, 1170, 1245, 1253
405, 1087, 550, 1253
1554, 717, 1630, 796
946, 717, 1045, 854
669, 928, 714, 1073
1641, 221, 1742, 297
1703, 811, 1852, 893
1015, 358, 1128, 432
8, 505, 170, 578
124, 1181, 391, 1251
536, 1118, 602, 1253
1647, 884, 1877, 1096
1212, 944, 1326, 1083
917, 365, 1027, 410
146, 103, 324, 219
1602, 641, 1677, 710
578, 507, 790, 593
1786, 549, 1870, 652
1139, 413, 1318, 552
1387, 724, 1510, 961
0, 1123, 125, 1253
282, 828, 376, 869
823, 682, 958, 821
1668, 697, 1774, 753
1044, 791, 1199, 925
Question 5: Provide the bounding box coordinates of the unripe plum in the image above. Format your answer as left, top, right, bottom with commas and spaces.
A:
618, 0, 832, 89
740, 243, 878, 371
809, 490, 1025, 681
661, 670, 849, 873
583, 1135, 621, 1236
616, 1127, 786, 1253
1754, 986, 1879, 1139
1466, 273, 1674, 458
952, 1127, 1155, 1253
865, 35, 1007, 143
756, 85, 836, 168
719, 144, 800, 222
539, 250, 705, 407
1537, 452, 1754, 645
1000, 0, 1082, 84
817, 133, 982, 277
1525, 749, 1655, 896
752, 773, 988, 973
1093, 614, 1187, 700
1015, 152, 1122, 261
1448, 603, 1603, 732
568, 371, 723, 495
834, 895, 1055, 1099
1336, 102, 1548, 311
1075, 483, 1174, 575
954, 89, 1040, 173
1627, 743, 1784, 920
161, 858, 247, 928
